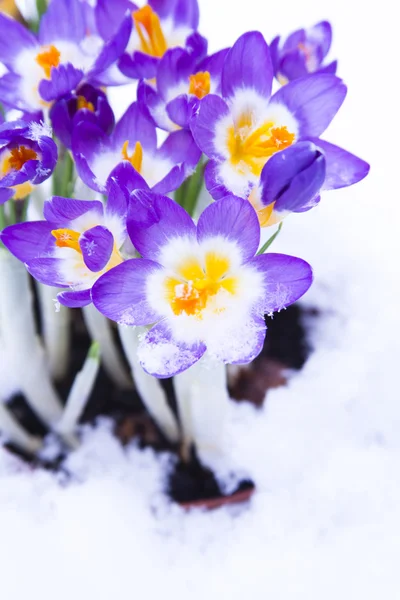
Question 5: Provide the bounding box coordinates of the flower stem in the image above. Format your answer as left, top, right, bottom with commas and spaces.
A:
118, 325, 180, 443
38, 283, 71, 381
257, 222, 283, 255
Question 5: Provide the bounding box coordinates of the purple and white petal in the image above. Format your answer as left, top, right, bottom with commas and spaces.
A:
0, 221, 55, 260
58, 288, 92, 308
39, 64, 84, 103
0, 13, 37, 69
44, 196, 104, 225
127, 190, 196, 260
305, 137, 370, 190
197, 196, 260, 262
0, 188, 14, 205
79, 226, 114, 272
212, 316, 266, 365
39, 0, 86, 44
26, 257, 71, 288
221, 31, 273, 101
138, 320, 206, 378
270, 73, 347, 137
92, 258, 163, 326
107, 162, 149, 194
249, 253, 313, 314
112, 101, 157, 152
190, 93, 230, 159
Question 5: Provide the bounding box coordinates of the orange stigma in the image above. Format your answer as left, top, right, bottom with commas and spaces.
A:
3, 146, 38, 173
189, 71, 211, 99
133, 5, 167, 58
227, 114, 295, 176
76, 96, 95, 112
121, 140, 143, 173
36, 45, 61, 78
165, 254, 237, 317
51, 229, 81, 253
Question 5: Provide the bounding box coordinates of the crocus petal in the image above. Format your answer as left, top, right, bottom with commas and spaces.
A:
221, 31, 273, 101
149, 0, 199, 29
107, 162, 149, 194
157, 129, 201, 173
95, 0, 135, 40
197, 196, 260, 262
310, 21, 332, 59
89, 13, 132, 80
44, 196, 104, 225
157, 47, 192, 100
58, 288, 92, 308
0, 13, 37, 68
260, 141, 326, 213
0, 221, 55, 260
204, 160, 239, 201
105, 176, 129, 220
185, 32, 208, 62
127, 189, 196, 260
38, 0, 86, 44
39, 64, 84, 103
198, 48, 230, 85
26, 258, 70, 287
249, 253, 313, 314
269, 36, 280, 74
166, 95, 191, 129
79, 225, 114, 272
305, 137, 370, 190
138, 320, 207, 378
0, 188, 14, 205
270, 73, 347, 137
118, 51, 158, 80
212, 316, 267, 365
137, 80, 172, 130
0, 73, 27, 111
318, 60, 338, 75
92, 258, 163, 326
190, 93, 230, 159
112, 101, 157, 152
279, 51, 309, 81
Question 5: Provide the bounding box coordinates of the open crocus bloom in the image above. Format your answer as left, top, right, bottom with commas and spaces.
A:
270, 21, 337, 84
0, 179, 129, 307
92, 191, 313, 378
191, 31, 368, 203
0, 120, 57, 204
117, 0, 207, 80
72, 101, 201, 194
0, 0, 131, 112
138, 46, 228, 131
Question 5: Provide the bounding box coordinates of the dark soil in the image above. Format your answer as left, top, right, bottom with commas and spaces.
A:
5, 302, 317, 504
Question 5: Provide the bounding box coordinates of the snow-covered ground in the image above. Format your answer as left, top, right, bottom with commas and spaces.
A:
1, 0, 398, 598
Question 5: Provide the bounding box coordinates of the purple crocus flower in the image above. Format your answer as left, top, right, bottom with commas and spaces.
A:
50, 84, 115, 149
117, 0, 207, 81
138, 46, 228, 131
0, 119, 57, 204
191, 31, 369, 203
0, 0, 132, 112
0, 177, 129, 307
72, 101, 201, 195
270, 21, 337, 84
92, 191, 313, 378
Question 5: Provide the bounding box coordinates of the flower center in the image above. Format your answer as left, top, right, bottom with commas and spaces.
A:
36, 45, 61, 78
227, 113, 295, 176
133, 5, 167, 58
189, 71, 211, 99
121, 140, 143, 173
165, 252, 238, 317
1, 146, 38, 174
51, 228, 81, 252
51, 228, 123, 270
76, 95, 95, 112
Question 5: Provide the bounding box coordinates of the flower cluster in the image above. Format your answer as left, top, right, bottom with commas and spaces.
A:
0, 0, 369, 385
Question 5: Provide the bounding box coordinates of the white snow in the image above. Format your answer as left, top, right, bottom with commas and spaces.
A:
0, 0, 399, 598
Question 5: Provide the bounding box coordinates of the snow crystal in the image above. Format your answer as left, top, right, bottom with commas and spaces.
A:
28, 121, 52, 141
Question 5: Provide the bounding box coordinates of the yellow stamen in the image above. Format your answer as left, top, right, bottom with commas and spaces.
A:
12, 182, 34, 200
76, 96, 95, 112
165, 252, 237, 317
121, 140, 143, 173
133, 5, 167, 58
227, 114, 295, 176
189, 71, 211, 99
36, 45, 61, 78
51, 228, 81, 253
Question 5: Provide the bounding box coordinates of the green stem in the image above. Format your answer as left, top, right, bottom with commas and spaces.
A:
53, 147, 75, 198
7, 200, 17, 226
182, 159, 204, 217
257, 222, 283, 255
